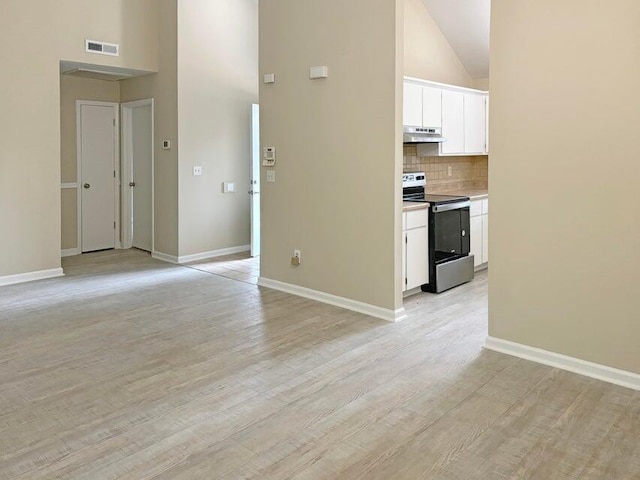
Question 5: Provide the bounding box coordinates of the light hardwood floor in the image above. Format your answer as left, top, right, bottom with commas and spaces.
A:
0, 249, 638, 479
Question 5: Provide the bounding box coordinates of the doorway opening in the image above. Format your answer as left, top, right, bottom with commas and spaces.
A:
121, 99, 154, 253
183, 103, 261, 285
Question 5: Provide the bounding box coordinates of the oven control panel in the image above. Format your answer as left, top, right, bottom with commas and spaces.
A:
402, 172, 426, 188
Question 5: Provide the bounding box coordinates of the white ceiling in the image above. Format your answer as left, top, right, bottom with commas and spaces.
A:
421, 0, 490, 79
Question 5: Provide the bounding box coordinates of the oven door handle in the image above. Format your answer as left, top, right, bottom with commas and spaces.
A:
432, 200, 471, 213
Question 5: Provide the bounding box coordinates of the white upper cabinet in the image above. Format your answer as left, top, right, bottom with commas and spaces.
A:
422, 86, 442, 128
406, 77, 489, 157
484, 95, 489, 154
403, 82, 423, 127
464, 93, 486, 154
441, 90, 465, 154
403, 82, 442, 128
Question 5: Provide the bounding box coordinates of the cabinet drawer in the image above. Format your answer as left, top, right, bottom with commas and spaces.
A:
470, 200, 483, 217
406, 209, 428, 229
482, 198, 489, 214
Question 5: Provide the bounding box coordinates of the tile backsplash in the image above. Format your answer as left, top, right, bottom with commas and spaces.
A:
403, 145, 488, 193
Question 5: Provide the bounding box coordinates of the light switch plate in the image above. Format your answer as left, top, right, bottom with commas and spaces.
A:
264, 73, 275, 84
266, 170, 276, 183
223, 181, 235, 193
193, 166, 202, 176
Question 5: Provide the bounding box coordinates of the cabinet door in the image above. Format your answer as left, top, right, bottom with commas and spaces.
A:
470, 216, 483, 267
422, 86, 442, 128
464, 93, 486, 154
406, 227, 428, 290
484, 95, 489, 154
482, 215, 489, 263
441, 90, 465, 154
403, 82, 423, 127
402, 232, 407, 292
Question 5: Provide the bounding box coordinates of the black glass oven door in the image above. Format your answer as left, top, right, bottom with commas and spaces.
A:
432, 207, 470, 263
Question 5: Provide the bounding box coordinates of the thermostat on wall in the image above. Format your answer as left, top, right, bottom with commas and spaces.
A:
263, 147, 276, 166
162, 140, 171, 150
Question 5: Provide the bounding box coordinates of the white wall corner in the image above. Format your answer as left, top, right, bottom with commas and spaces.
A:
485, 336, 640, 392
177, 245, 250, 264
61, 248, 80, 258
152, 251, 180, 264
258, 277, 405, 323
0, 268, 64, 287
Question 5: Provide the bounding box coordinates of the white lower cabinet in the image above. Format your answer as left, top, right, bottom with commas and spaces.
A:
469, 197, 489, 268
470, 216, 483, 267
402, 209, 429, 292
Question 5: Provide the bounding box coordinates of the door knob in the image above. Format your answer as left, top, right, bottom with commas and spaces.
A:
129, 181, 136, 187
83, 183, 91, 189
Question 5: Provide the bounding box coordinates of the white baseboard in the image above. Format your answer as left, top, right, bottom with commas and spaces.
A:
61, 248, 80, 257
178, 245, 250, 264
258, 277, 406, 323
485, 336, 640, 391
152, 251, 180, 264
0, 268, 64, 287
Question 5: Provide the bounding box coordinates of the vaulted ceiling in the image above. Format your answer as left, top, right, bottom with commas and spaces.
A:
421, 0, 490, 79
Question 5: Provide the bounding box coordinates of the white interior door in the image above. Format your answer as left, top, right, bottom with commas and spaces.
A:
131, 104, 152, 252
79, 102, 118, 252
250, 103, 261, 257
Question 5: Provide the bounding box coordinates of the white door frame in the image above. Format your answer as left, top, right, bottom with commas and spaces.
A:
250, 103, 260, 257
120, 98, 154, 251
76, 100, 121, 252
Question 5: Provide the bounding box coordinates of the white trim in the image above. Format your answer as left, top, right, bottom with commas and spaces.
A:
152, 251, 179, 264
178, 245, 250, 264
0, 268, 64, 287
120, 98, 155, 252
257, 277, 407, 323
485, 336, 640, 392
404, 76, 488, 94
61, 248, 80, 257
61, 183, 78, 189
76, 100, 120, 254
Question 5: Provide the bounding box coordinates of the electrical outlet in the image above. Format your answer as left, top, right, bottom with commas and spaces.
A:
193, 166, 202, 176
291, 249, 301, 266
447, 165, 452, 177
266, 170, 276, 183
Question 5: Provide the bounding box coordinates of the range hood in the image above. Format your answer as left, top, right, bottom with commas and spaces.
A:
403, 126, 446, 143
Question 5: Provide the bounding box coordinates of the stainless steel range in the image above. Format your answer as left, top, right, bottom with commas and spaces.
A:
402, 172, 475, 293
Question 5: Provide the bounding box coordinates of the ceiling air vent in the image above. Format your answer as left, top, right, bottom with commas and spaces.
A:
85, 39, 119, 57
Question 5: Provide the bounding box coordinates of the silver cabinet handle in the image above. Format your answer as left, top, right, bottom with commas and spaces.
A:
83, 183, 91, 189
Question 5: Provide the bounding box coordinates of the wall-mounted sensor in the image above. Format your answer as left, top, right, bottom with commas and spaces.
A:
309, 66, 328, 79
264, 73, 275, 84
162, 140, 171, 150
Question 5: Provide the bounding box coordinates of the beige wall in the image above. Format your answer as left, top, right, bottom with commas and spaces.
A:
0, 0, 158, 277
259, 0, 404, 312
473, 77, 490, 91
177, 0, 259, 257
404, 0, 473, 88
59, 75, 120, 250
489, 0, 640, 373
120, 0, 179, 257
